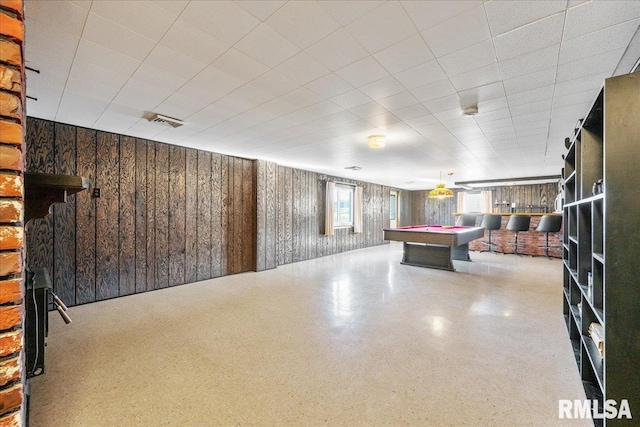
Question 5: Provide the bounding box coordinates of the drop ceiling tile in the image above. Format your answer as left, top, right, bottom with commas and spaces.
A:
553, 72, 610, 97
306, 29, 370, 72
513, 118, 551, 132
160, 19, 229, 64
393, 104, 430, 121
93, 102, 145, 134
438, 39, 497, 77
485, 0, 566, 36
155, 92, 212, 118
410, 79, 457, 104
180, 1, 260, 45
405, 114, 439, 129
559, 19, 640, 64
132, 63, 188, 92
473, 108, 511, 124
69, 0, 92, 10
366, 112, 401, 127
150, 1, 189, 16
564, 1, 640, 41
145, 44, 208, 81
423, 94, 462, 114
222, 83, 275, 111
459, 82, 506, 108
235, 23, 301, 68
330, 89, 373, 109
348, 102, 389, 119
280, 87, 325, 109
305, 73, 354, 98
359, 76, 405, 100
507, 84, 555, 107
421, 5, 491, 57
494, 12, 565, 61
556, 48, 626, 83
377, 91, 419, 111
252, 70, 299, 98
56, 93, 110, 128
477, 96, 509, 113
65, 74, 121, 102
236, 0, 286, 21
498, 44, 560, 80
274, 51, 331, 85
433, 108, 466, 122
510, 99, 553, 117
265, 1, 340, 49
449, 63, 501, 92
74, 38, 142, 77
212, 48, 270, 84
336, 57, 390, 87
319, 0, 385, 26
83, 12, 156, 60
304, 101, 344, 118
346, 1, 418, 53
373, 34, 435, 74
26, 0, 88, 38
90, 1, 176, 41
503, 67, 556, 95
512, 110, 550, 125
324, 110, 361, 126
401, 1, 482, 31
395, 60, 447, 90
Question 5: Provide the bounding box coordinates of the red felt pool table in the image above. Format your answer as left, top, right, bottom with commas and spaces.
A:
383, 225, 485, 271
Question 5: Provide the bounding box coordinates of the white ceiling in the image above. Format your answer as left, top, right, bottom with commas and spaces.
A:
24, 0, 640, 190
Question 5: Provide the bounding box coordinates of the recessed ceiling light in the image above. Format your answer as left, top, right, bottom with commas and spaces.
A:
462, 106, 478, 117
368, 134, 385, 148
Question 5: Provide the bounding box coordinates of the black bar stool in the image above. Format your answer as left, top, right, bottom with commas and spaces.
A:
506, 215, 531, 255
535, 215, 563, 258
456, 214, 477, 226
480, 214, 502, 253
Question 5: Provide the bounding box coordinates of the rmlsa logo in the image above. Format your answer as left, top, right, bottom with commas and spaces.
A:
559, 399, 632, 420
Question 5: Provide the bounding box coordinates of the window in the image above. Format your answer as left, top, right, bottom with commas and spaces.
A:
390, 193, 397, 220
333, 184, 354, 227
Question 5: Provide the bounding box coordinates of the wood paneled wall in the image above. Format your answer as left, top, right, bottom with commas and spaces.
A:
400, 183, 559, 226
271, 166, 390, 266
26, 118, 256, 307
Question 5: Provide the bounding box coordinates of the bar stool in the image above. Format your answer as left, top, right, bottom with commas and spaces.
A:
480, 214, 502, 253
535, 215, 563, 258
506, 215, 531, 255
456, 214, 477, 226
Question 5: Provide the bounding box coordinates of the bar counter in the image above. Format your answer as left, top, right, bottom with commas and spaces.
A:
452, 213, 563, 257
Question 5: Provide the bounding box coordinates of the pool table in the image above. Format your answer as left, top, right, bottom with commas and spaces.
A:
383, 225, 485, 271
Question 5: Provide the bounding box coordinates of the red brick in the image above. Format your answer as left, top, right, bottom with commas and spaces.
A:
0, 305, 21, 330
0, 40, 20, 68
0, 121, 22, 146
0, 278, 22, 304
0, 252, 21, 276
0, 173, 21, 197
0, 1, 23, 19
0, 384, 22, 416
0, 410, 20, 427
0, 145, 21, 170
0, 330, 21, 357
0, 201, 21, 223
0, 66, 20, 92
0, 357, 20, 387
0, 226, 21, 250
0, 93, 20, 119
0, 13, 22, 43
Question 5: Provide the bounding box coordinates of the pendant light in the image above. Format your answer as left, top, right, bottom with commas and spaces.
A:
428, 172, 454, 199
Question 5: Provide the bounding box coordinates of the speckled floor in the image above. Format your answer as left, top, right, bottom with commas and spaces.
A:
29, 243, 590, 426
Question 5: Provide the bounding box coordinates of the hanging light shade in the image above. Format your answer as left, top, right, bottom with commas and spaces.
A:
428, 172, 454, 199
428, 183, 454, 199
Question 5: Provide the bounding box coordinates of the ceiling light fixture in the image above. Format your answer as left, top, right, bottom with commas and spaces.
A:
147, 113, 185, 128
428, 172, 454, 199
368, 134, 385, 148
462, 105, 478, 117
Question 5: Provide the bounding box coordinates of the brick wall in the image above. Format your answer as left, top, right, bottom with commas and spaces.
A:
467, 215, 563, 258
0, 0, 25, 426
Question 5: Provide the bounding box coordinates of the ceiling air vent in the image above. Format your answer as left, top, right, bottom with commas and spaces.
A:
344, 166, 362, 171
147, 113, 185, 128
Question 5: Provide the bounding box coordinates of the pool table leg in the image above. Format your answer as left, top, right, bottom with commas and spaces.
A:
451, 243, 471, 261
401, 242, 455, 271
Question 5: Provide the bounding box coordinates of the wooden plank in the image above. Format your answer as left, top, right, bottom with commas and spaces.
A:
168, 145, 186, 287
95, 132, 119, 301
220, 155, 229, 276
211, 153, 222, 278
146, 141, 156, 291
185, 148, 198, 284
308, 171, 317, 259
155, 143, 169, 289
134, 139, 147, 294
53, 122, 76, 306
276, 166, 285, 265
196, 151, 212, 280
75, 128, 96, 304
25, 118, 54, 295
292, 168, 301, 262
119, 136, 136, 296
255, 161, 266, 271
241, 158, 254, 272
265, 161, 277, 269
284, 167, 293, 264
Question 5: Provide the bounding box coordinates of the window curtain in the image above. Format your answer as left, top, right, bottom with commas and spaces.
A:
324, 181, 335, 236
481, 190, 492, 213
353, 186, 363, 233
456, 191, 466, 213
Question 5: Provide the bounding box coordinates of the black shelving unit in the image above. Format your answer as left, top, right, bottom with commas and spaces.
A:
562, 71, 640, 425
